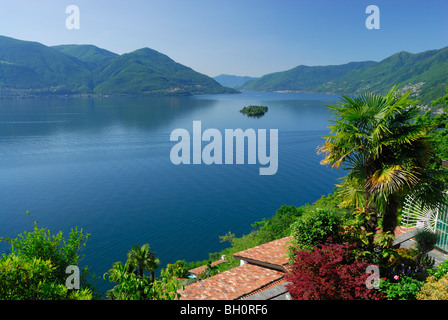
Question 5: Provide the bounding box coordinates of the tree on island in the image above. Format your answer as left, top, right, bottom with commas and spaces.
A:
240, 105, 268, 117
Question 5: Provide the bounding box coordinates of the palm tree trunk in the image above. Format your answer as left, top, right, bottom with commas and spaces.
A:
364, 187, 378, 249
382, 195, 400, 235
364, 209, 378, 248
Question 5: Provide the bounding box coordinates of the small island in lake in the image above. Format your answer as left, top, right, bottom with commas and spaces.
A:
240, 105, 268, 118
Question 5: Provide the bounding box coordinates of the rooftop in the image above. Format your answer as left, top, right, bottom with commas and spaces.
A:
179, 237, 292, 300
179, 263, 284, 300
443, 159, 448, 169
233, 236, 291, 272
179, 225, 448, 300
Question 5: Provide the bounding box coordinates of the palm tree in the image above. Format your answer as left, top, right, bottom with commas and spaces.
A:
319, 86, 445, 247
126, 244, 160, 282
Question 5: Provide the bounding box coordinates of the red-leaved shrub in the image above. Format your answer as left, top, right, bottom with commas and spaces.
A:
285, 240, 385, 300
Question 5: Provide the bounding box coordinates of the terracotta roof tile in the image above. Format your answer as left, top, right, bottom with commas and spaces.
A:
179, 237, 292, 300
394, 226, 415, 237
233, 236, 291, 271
238, 277, 287, 300
179, 230, 423, 300
179, 263, 284, 300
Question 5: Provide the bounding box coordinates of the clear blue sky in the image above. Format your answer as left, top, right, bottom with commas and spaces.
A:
0, 0, 447, 77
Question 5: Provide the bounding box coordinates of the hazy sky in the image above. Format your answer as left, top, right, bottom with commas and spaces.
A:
0, 0, 447, 77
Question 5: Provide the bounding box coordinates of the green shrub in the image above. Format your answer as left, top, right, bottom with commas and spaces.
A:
251, 204, 304, 242
3, 221, 90, 284
428, 258, 448, 281
165, 260, 189, 278
414, 230, 439, 255
379, 276, 424, 300
289, 208, 346, 252
0, 253, 92, 300
104, 261, 183, 300
0, 220, 96, 299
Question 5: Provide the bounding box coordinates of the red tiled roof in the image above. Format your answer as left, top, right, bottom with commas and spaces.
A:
233, 237, 291, 271
179, 229, 422, 300
394, 226, 415, 237
179, 237, 292, 300
238, 277, 287, 300
179, 263, 284, 300
442, 160, 448, 169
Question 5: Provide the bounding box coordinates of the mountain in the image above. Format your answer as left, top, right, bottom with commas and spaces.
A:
239, 46, 448, 104
2, 35, 446, 101
213, 74, 259, 88
0, 60, 43, 89
240, 61, 377, 92
315, 47, 448, 103
0, 35, 91, 93
0, 35, 236, 96
93, 47, 236, 95
52, 44, 119, 71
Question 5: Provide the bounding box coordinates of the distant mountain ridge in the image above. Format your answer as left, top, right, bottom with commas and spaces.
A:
314, 47, 448, 103
0, 35, 236, 97
1, 35, 446, 103
52, 44, 119, 71
0, 36, 91, 92
93, 47, 234, 95
240, 46, 448, 104
213, 74, 259, 88
241, 61, 376, 92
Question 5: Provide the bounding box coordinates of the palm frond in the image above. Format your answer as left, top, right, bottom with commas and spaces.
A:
366, 165, 420, 197
336, 176, 366, 209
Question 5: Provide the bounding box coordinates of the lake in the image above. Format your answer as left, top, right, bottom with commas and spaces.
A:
0, 91, 345, 293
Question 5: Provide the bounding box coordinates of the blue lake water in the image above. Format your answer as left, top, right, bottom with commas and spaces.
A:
0, 91, 345, 293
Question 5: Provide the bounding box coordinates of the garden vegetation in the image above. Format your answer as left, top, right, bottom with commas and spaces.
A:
1, 86, 447, 300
